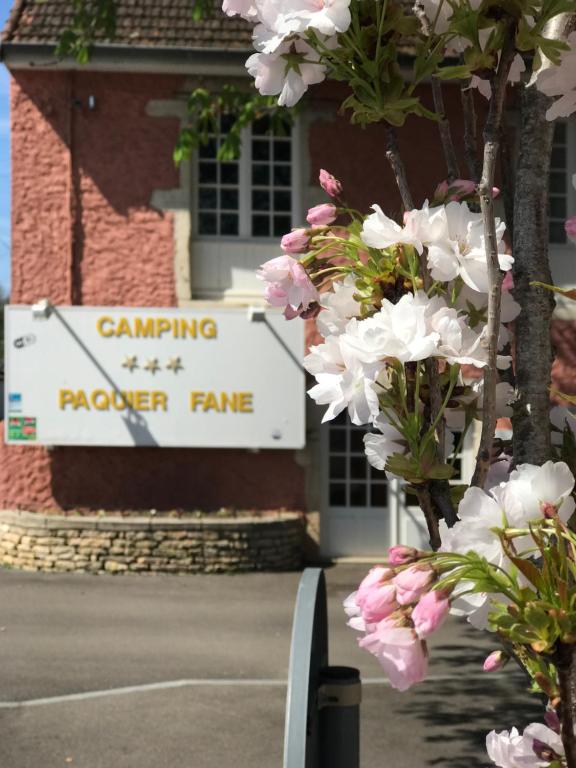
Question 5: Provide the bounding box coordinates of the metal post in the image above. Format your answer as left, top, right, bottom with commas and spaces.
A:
318, 665, 361, 768
283, 569, 361, 768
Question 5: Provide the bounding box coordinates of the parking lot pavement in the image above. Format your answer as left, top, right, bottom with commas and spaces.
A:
0, 566, 541, 768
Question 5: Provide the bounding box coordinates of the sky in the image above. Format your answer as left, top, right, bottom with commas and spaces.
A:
0, 0, 13, 295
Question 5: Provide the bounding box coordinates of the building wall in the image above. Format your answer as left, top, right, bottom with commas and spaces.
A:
1, 68, 574, 517
0, 69, 306, 514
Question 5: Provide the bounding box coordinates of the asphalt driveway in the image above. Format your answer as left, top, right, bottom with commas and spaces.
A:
0, 565, 541, 768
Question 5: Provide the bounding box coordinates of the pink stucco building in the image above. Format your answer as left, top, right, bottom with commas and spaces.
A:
0, 0, 574, 559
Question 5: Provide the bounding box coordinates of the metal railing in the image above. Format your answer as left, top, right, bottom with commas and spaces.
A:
283, 568, 361, 768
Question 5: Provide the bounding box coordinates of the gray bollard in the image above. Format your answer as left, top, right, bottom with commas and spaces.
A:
318, 665, 361, 768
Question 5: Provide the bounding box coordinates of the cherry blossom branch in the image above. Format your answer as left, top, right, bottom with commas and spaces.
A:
385, 127, 414, 211
385, 126, 456, 541
471, 28, 517, 489
461, 82, 482, 181
432, 78, 460, 182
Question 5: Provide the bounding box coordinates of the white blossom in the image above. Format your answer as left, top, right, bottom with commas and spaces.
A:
246, 38, 328, 107
426, 202, 511, 292
317, 274, 361, 337
537, 32, 576, 121
487, 723, 563, 768
363, 413, 406, 471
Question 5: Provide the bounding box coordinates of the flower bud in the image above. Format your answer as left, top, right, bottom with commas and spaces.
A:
319, 169, 343, 198
307, 203, 337, 227
412, 589, 450, 638
483, 650, 505, 672
281, 228, 310, 254
544, 710, 561, 733
388, 545, 420, 566
393, 565, 434, 605
565, 216, 576, 244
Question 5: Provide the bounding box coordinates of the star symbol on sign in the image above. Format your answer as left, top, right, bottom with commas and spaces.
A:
144, 358, 160, 374
166, 356, 183, 374
122, 355, 138, 372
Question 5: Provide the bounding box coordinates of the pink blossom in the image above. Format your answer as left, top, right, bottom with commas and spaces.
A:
501, 271, 514, 291
393, 565, 435, 605
359, 618, 428, 691
281, 228, 310, 254
412, 590, 449, 638
565, 216, 576, 244
307, 203, 337, 226
356, 566, 392, 603
483, 650, 505, 672
257, 254, 319, 318
319, 169, 343, 198
388, 546, 419, 566
358, 583, 398, 623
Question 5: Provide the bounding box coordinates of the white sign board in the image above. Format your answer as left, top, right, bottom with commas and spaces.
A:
4, 305, 305, 449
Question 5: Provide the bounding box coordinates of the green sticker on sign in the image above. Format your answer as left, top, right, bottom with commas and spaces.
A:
8, 417, 37, 441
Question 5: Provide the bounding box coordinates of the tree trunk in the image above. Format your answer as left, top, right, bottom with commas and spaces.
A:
511, 82, 555, 467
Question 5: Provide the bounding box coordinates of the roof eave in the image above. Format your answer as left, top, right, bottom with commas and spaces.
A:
0, 41, 252, 76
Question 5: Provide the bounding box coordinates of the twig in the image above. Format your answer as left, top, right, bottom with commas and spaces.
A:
460, 82, 482, 181
432, 78, 460, 182
471, 29, 517, 489
555, 643, 576, 768
385, 127, 414, 211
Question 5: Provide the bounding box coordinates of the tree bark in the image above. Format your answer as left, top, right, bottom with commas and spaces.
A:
511, 83, 555, 467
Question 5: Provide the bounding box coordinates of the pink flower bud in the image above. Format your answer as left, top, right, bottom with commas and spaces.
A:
565, 216, 576, 244
307, 203, 337, 227
388, 546, 419, 566
360, 583, 398, 623
319, 169, 343, 198
501, 271, 514, 291
544, 710, 561, 733
483, 650, 505, 672
393, 565, 434, 605
412, 590, 449, 638
281, 228, 310, 254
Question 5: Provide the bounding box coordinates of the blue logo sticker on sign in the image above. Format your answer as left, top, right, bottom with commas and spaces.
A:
8, 393, 22, 413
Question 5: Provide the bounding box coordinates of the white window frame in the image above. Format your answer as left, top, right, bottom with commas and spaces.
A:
191, 118, 302, 243
550, 117, 576, 252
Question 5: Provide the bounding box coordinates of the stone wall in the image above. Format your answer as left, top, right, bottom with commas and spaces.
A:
0, 511, 304, 574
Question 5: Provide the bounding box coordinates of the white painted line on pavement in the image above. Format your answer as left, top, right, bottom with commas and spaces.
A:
0, 670, 523, 709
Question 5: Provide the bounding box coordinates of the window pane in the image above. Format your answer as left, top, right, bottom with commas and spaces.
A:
274, 191, 291, 211
549, 172, 566, 194
220, 113, 236, 133
350, 456, 366, 480
198, 188, 217, 209
329, 456, 346, 479
554, 122, 567, 143
252, 164, 270, 185
199, 163, 217, 183
350, 430, 365, 453
350, 484, 367, 506
252, 140, 270, 161
550, 196, 567, 218
221, 163, 239, 184
199, 139, 217, 158
252, 116, 271, 135
274, 142, 291, 162
199, 213, 217, 235
551, 146, 566, 167
550, 221, 567, 244
252, 190, 270, 211
370, 483, 388, 507
329, 429, 346, 452
221, 188, 239, 210
273, 165, 291, 186
220, 213, 239, 236
329, 484, 346, 506
333, 411, 347, 426
252, 215, 270, 237
273, 216, 292, 237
